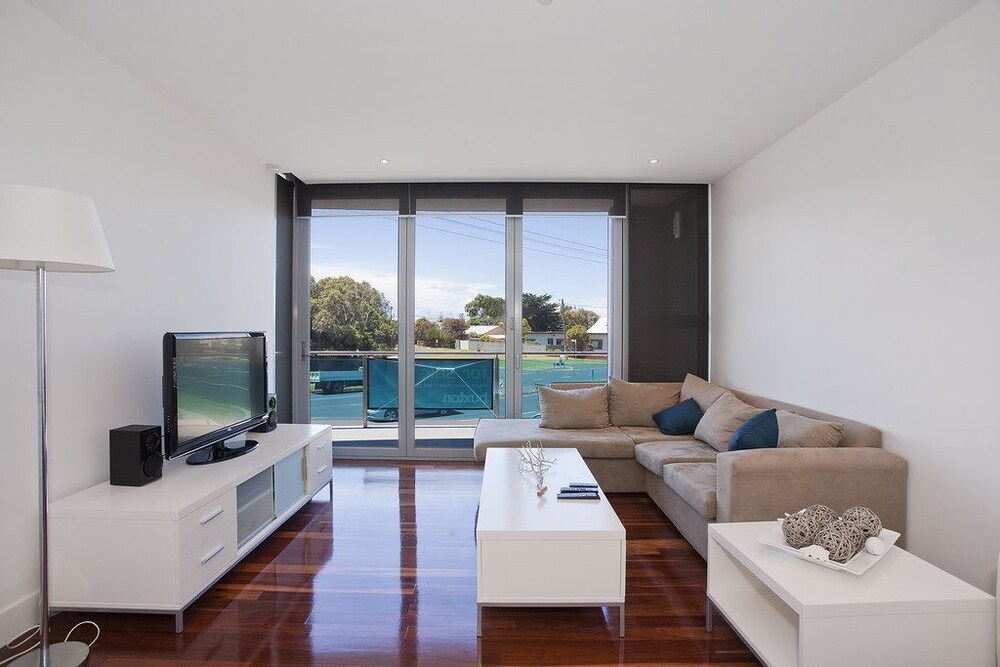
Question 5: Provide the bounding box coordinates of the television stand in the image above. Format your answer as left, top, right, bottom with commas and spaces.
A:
48, 424, 332, 632
186, 438, 258, 465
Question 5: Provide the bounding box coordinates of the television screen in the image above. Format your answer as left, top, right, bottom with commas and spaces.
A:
163, 332, 268, 462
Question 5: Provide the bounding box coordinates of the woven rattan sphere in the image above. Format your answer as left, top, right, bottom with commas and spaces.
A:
804, 504, 839, 529
814, 519, 865, 563
782, 512, 820, 549
841, 506, 883, 539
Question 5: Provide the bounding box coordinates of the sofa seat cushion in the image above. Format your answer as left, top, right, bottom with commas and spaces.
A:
472, 419, 635, 460
662, 463, 718, 520
619, 426, 699, 445
634, 440, 718, 474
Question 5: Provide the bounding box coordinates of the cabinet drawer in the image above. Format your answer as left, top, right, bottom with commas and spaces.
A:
307, 437, 332, 493
180, 529, 237, 602
309, 458, 332, 493
178, 490, 237, 556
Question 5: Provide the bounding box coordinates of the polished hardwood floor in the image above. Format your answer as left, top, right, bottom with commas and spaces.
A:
39, 461, 758, 666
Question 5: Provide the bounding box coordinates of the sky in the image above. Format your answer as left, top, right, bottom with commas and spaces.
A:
310, 211, 612, 322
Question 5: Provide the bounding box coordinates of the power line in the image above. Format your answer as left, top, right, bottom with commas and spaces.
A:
431, 215, 606, 259
468, 215, 609, 253
416, 223, 606, 265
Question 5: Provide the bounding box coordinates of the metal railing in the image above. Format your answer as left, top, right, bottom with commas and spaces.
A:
310, 350, 502, 427
309, 348, 610, 427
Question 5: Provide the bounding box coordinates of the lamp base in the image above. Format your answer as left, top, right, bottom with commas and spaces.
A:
7, 641, 89, 667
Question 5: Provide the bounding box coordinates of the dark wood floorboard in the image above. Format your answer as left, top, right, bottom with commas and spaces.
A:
31, 460, 758, 666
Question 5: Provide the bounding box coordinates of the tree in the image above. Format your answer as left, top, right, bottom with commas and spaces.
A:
522, 292, 560, 332
439, 316, 468, 348
566, 324, 591, 351
563, 306, 599, 330
464, 294, 505, 325
414, 317, 443, 347
310, 275, 397, 351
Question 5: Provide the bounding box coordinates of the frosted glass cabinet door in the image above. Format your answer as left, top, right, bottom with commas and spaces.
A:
274, 448, 306, 516
237, 468, 275, 546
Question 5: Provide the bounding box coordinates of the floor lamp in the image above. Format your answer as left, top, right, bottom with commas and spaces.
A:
0, 185, 114, 667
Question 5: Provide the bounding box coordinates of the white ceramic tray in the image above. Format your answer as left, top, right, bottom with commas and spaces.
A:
757, 520, 900, 575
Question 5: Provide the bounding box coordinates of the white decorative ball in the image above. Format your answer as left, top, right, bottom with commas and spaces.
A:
864, 536, 888, 556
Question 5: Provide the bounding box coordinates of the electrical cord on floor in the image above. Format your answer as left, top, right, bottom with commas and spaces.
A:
1, 620, 100, 666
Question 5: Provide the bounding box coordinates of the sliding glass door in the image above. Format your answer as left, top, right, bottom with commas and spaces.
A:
520, 206, 613, 418
297, 185, 625, 459
413, 200, 507, 451
308, 200, 403, 456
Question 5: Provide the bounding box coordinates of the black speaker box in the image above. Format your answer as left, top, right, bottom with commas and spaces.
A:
252, 393, 278, 433
110, 424, 163, 486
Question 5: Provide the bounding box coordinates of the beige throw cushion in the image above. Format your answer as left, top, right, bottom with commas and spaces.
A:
776, 410, 845, 448
693, 391, 764, 452
608, 377, 680, 427
680, 374, 728, 412
537, 385, 611, 429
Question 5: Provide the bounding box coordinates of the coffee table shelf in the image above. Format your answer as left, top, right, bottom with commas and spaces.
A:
707, 522, 996, 667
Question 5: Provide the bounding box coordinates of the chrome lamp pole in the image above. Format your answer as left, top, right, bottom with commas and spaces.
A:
0, 185, 115, 667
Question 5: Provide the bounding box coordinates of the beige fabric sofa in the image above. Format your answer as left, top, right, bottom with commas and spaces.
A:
473, 377, 907, 559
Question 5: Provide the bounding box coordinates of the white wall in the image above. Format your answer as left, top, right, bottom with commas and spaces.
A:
711, 0, 1000, 592
0, 0, 274, 641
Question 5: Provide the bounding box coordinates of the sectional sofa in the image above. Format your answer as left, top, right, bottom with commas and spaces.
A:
473, 374, 907, 558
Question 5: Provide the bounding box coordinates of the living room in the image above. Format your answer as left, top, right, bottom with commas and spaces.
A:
1, 1, 998, 665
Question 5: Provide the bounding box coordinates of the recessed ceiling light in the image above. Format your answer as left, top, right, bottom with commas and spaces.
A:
648, 158, 660, 164
379, 158, 390, 164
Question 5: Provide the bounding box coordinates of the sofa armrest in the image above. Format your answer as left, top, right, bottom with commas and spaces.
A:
716, 447, 907, 540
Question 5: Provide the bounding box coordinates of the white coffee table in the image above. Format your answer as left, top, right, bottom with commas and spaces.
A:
476, 447, 626, 637
707, 521, 996, 667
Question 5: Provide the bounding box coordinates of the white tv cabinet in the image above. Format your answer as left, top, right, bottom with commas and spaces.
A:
49, 424, 332, 632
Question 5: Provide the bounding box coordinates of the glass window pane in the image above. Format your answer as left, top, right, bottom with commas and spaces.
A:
521, 213, 610, 418
309, 209, 399, 448
414, 205, 505, 447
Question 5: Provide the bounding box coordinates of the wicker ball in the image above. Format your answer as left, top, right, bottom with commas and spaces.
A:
841, 506, 883, 539
804, 504, 839, 529
814, 519, 865, 563
782, 512, 820, 549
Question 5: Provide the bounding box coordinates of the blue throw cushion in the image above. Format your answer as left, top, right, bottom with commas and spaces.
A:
729, 409, 779, 451
653, 398, 703, 435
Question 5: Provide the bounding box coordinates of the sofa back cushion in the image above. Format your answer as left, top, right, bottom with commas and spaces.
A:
694, 391, 764, 452
537, 385, 611, 429
730, 389, 880, 448
608, 377, 681, 427
775, 409, 844, 448
680, 374, 728, 412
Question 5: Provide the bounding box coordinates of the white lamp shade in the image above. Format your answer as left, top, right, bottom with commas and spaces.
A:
0, 184, 114, 272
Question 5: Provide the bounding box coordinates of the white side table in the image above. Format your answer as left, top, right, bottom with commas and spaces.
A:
707, 522, 996, 667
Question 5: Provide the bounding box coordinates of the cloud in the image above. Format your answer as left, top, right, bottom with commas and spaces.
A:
311, 261, 501, 319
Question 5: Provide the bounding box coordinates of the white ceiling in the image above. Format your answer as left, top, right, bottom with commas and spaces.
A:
29, 0, 976, 183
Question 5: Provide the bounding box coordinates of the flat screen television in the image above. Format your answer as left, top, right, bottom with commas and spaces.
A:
163, 331, 268, 465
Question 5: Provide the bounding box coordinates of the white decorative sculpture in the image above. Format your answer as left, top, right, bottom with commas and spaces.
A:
517, 439, 555, 497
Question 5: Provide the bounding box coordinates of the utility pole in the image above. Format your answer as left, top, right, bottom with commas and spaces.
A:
561, 298, 569, 352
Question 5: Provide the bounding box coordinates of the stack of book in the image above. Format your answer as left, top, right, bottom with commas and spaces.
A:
557, 482, 600, 500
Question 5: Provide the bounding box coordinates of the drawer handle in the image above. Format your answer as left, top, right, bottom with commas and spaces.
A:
201, 545, 225, 565
316, 465, 329, 474
316, 440, 328, 450
199, 507, 225, 525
